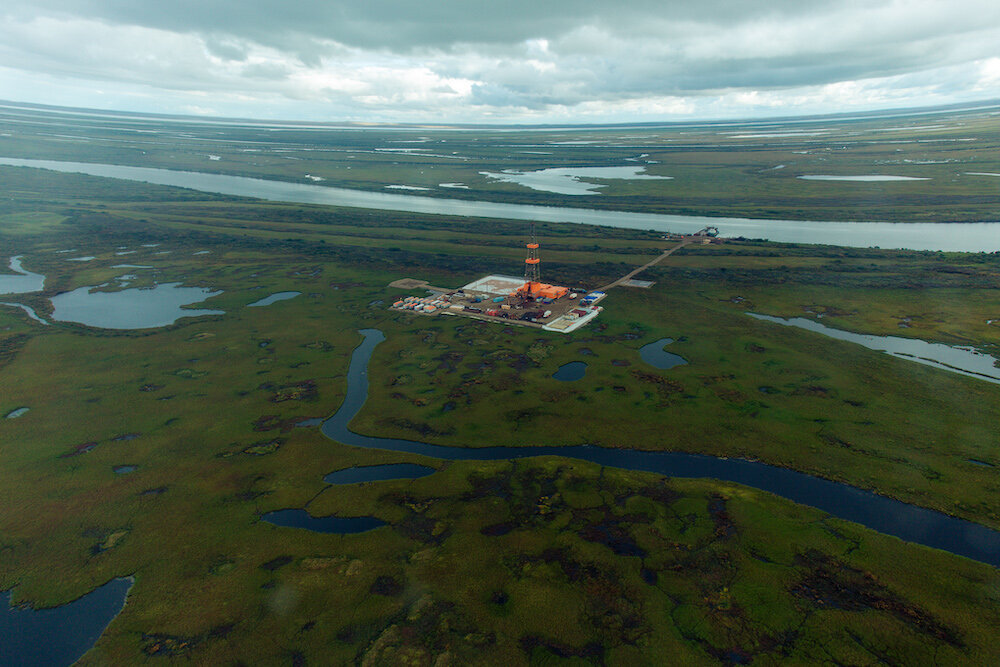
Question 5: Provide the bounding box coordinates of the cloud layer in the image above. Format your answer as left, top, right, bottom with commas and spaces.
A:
1, 1, 998, 122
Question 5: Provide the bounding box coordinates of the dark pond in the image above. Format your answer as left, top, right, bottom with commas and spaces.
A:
4, 159, 1000, 252
324, 463, 436, 485
261, 509, 385, 534
0, 577, 132, 666
247, 291, 301, 307
748, 313, 1000, 385
321, 329, 1000, 568
639, 338, 688, 369
552, 361, 587, 381
113, 465, 138, 475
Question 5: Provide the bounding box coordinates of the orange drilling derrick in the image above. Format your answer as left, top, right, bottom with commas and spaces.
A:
516, 221, 568, 303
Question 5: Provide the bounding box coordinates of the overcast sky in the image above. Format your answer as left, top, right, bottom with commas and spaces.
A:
1, 1, 998, 123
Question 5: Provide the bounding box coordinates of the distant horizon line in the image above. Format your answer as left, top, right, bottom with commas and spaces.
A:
2, 97, 998, 131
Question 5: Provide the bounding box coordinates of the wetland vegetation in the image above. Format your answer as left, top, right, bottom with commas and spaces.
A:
2, 105, 1000, 664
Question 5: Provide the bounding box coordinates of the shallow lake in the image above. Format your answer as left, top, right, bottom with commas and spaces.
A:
321, 329, 1000, 568
479, 166, 672, 195
748, 313, 1000, 385
0, 256, 45, 295
324, 463, 436, 484
4, 407, 29, 419
552, 361, 588, 381
50, 282, 224, 329
247, 291, 301, 307
639, 338, 688, 369
261, 509, 385, 534
3, 158, 1000, 252
798, 175, 931, 182
0, 577, 132, 666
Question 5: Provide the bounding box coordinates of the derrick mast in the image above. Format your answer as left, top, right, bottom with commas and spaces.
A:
524, 221, 541, 288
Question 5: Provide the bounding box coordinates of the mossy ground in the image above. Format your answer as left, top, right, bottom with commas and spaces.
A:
1, 153, 999, 664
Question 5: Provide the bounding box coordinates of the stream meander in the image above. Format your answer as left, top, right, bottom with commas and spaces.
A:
2, 158, 1000, 252
322, 329, 1000, 568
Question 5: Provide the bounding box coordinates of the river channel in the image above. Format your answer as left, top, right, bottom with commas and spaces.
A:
322, 329, 1000, 568
2, 158, 1000, 252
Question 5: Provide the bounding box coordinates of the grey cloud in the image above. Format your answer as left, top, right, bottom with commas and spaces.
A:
13, 1, 833, 49
1, 0, 998, 121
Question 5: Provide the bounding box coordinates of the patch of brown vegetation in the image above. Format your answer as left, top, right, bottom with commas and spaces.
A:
791, 550, 963, 647
0, 333, 29, 369
629, 369, 684, 397
260, 379, 317, 402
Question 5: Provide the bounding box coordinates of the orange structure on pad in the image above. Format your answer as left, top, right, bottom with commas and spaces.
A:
518, 282, 568, 299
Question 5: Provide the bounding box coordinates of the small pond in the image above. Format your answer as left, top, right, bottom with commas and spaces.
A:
261, 510, 385, 534
113, 465, 138, 475
552, 361, 588, 381
50, 282, 224, 329
0, 577, 132, 666
639, 338, 688, 369
5, 407, 29, 419
247, 291, 301, 307
0, 256, 45, 295
748, 313, 1000, 385
324, 463, 435, 485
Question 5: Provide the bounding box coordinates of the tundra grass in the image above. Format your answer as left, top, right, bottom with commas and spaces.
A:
1, 168, 1000, 663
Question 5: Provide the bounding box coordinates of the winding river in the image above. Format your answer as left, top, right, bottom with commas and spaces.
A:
2, 158, 1000, 252
322, 329, 1000, 568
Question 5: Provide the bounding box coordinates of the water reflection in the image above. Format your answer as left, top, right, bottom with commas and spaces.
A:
0, 577, 132, 666
0, 256, 45, 295
50, 282, 223, 329
324, 463, 435, 485
552, 361, 587, 381
3, 158, 999, 251
261, 509, 385, 534
247, 291, 301, 307
639, 338, 688, 369
748, 313, 1000, 385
